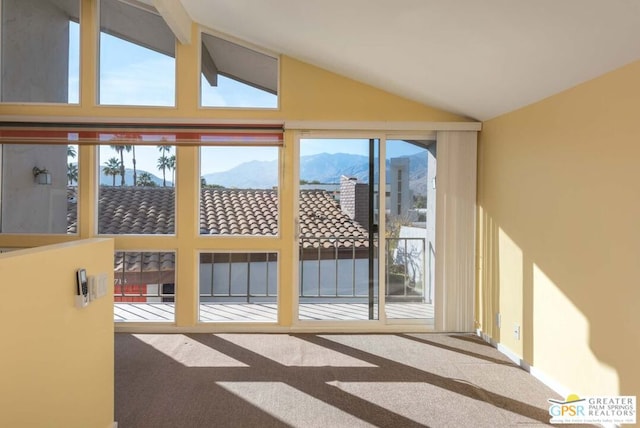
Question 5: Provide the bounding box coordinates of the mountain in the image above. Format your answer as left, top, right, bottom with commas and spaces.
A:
99, 168, 170, 187
201, 152, 430, 193
202, 153, 371, 189
300, 153, 370, 183
203, 159, 279, 189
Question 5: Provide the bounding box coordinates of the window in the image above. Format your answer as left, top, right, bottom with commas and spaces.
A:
199, 252, 278, 322
200, 146, 278, 236
99, 0, 176, 106
385, 139, 436, 320
1, 0, 80, 103
114, 251, 176, 322
200, 32, 278, 108
0, 143, 78, 234
98, 141, 175, 235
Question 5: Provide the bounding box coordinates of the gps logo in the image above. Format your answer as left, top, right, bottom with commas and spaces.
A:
549, 403, 585, 417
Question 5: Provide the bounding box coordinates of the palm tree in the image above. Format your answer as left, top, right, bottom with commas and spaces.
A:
157, 145, 172, 187
67, 145, 77, 159
110, 144, 132, 186
67, 163, 78, 185
157, 155, 171, 187
136, 171, 156, 187
131, 145, 137, 186
103, 157, 121, 186
158, 144, 171, 155
168, 154, 176, 186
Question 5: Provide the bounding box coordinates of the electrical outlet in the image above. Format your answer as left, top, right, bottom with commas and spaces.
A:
513, 324, 521, 340
496, 313, 501, 329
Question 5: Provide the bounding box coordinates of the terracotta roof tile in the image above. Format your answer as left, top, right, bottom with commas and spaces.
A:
298, 190, 369, 249
68, 187, 370, 271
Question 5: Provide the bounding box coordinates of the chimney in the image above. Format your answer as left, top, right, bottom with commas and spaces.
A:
340, 176, 369, 230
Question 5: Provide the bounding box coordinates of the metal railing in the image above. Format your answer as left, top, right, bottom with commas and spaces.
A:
113, 240, 430, 305
298, 236, 427, 302
199, 252, 278, 303
299, 236, 373, 299
385, 237, 428, 302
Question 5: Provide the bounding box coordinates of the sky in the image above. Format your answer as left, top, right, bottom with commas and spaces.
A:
68, 22, 276, 108
67, 19, 427, 177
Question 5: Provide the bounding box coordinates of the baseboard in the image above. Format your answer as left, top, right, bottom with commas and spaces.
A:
475, 329, 569, 398
528, 365, 571, 398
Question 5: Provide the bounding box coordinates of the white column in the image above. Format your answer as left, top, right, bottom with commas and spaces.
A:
434, 131, 477, 331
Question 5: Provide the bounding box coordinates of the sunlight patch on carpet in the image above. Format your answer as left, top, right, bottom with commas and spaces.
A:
216, 334, 377, 367
133, 334, 249, 367
217, 382, 376, 428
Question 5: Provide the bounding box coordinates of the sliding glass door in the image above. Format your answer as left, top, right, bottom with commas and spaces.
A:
296, 136, 436, 324
297, 138, 379, 321
384, 139, 436, 321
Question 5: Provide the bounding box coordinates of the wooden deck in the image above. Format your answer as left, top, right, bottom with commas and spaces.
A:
114, 302, 434, 322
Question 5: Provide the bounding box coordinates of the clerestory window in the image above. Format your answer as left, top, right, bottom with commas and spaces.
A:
99, 0, 176, 106
200, 32, 278, 109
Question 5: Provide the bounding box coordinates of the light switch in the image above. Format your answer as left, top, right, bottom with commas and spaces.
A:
97, 273, 108, 298
89, 276, 98, 300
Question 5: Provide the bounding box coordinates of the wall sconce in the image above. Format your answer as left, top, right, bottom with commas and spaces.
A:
33, 167, 52, 185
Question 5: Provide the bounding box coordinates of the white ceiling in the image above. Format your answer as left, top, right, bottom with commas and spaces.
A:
174, 0, 640, 121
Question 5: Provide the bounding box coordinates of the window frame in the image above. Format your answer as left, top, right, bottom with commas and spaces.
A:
97, 0, 178, 107
198, 28, 280, 111
198, 144, 282, 239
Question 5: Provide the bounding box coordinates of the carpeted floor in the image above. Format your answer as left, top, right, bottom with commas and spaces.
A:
115, 333, 578, 427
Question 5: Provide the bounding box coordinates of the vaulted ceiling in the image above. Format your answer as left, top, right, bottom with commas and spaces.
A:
151, 0, 640, 121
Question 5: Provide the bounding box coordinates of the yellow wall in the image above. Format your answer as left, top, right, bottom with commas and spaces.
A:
478, 60, 640, 397
0, 16, 468, 330
0, 239, 114, 428
280, 56, 466, 122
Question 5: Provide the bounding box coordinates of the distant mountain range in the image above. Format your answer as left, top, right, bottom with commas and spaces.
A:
202, 159, 278, 189
89, 152, 428, 192
98, 167, 172, 187
202, 152, 429, 194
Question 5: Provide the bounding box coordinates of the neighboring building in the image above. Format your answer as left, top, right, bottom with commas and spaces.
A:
389, 157, 412, 217
339, 175, 370, 229
1, 145, 67, 233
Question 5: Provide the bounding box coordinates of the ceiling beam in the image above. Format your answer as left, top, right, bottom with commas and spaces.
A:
152, 0, 192, 45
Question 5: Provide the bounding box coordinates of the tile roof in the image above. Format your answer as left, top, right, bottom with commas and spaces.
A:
114, 251, 175, 280
200, 188, 278, 235
99, 187, 175, 235
67, 187, 370, 273
298, 190, 369, 249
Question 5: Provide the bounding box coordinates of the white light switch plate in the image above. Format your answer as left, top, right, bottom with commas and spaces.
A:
97, 273, 108, 298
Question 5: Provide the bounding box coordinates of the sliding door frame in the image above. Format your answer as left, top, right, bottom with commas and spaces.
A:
292, 130, 444, 331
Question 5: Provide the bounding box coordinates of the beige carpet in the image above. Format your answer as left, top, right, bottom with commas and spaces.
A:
115, 333, 582, 427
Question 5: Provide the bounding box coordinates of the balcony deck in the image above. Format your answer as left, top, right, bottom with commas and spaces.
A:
114, 302, 434, 322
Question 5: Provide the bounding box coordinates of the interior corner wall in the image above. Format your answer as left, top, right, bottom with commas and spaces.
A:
0, 239, 114, 428
477, 60, 640, 397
